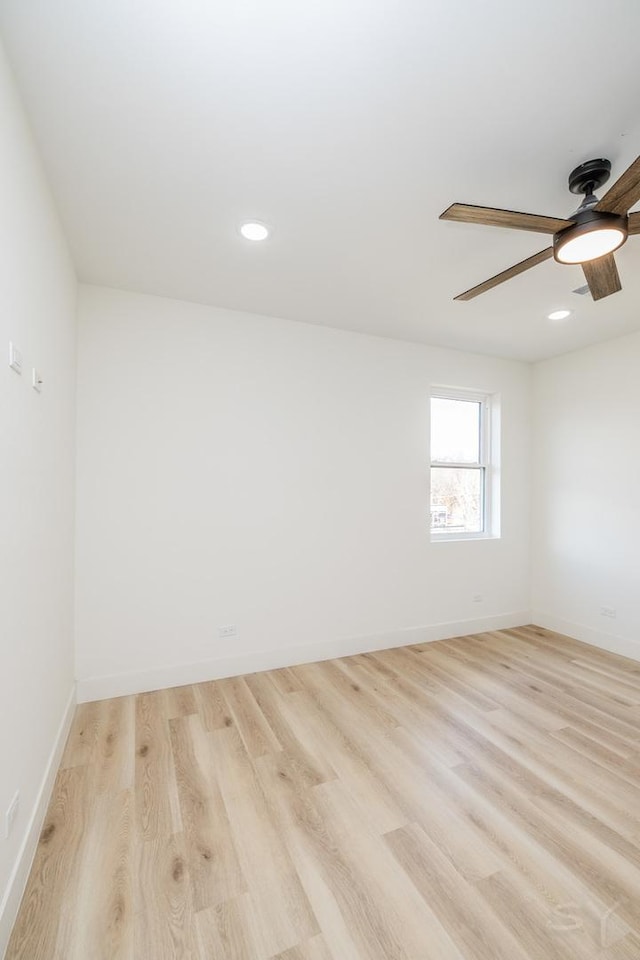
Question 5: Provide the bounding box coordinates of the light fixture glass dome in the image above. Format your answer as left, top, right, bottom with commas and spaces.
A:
555, 227, 626, 264
553, 211, 628, 265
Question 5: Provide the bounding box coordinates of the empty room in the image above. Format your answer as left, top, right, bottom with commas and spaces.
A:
2, 1, 640, 958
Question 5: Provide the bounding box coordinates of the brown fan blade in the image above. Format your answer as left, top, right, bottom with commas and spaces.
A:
582, 254, 622, 301
628, 211, 640, 235
454, 248, 553, 301
596, 156, 640, 215
440, 203, 572, 235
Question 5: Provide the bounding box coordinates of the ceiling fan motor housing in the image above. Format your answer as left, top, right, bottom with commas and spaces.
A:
553, 209, 628, 263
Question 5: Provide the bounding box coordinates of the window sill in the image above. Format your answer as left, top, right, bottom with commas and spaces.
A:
431, 532, 501, 543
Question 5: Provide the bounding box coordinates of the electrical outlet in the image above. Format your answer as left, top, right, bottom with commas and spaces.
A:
5, 791, 19, 839
600, 606, 617, 619
218, 624, 237, 639
472, 594, 483, 603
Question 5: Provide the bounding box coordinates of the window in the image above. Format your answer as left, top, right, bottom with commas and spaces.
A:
430, 389, 493, 539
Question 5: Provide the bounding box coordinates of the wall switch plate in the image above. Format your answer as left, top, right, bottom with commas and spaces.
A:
5, 791, 19, 839
32, 368, 43, 392
218, 624, 237, 639
9, 342, 22, 374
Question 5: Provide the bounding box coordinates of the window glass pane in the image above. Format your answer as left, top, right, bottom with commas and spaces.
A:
430, 467, 483, 534
431, 398, 481, 464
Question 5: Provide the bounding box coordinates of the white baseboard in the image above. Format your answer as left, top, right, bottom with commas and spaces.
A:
76, 610, 531, 702
531, 611, 640, 664
0, 685, 76, 960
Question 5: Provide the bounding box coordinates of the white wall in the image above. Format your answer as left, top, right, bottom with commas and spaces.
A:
0, 40, 77, 955
75, 284, 531, 700
532, 330, 640, 661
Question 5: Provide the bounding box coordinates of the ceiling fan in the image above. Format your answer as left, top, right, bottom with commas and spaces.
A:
440, 156, 640, 302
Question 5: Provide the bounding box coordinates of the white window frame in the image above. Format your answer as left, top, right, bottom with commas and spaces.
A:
430, 387, 492, 541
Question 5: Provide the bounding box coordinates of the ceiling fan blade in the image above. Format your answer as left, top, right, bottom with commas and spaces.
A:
440, 203, 572, 235
628, 211, 640, 235
582, 254, 622, 301
454, 247, 553, 301
596, 155, 640, 214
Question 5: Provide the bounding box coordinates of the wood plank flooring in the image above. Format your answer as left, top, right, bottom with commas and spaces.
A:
7, 625, 640, 959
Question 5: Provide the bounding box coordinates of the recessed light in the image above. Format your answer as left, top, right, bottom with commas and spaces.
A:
240, 221, 269, 241
547, 309, 572, 321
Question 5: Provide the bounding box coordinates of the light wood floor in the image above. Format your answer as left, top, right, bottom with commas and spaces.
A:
7, 625, 640, 959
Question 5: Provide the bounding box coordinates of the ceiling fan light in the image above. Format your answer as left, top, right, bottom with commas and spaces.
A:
555, 228, 626, 264
554, 212, 628, 264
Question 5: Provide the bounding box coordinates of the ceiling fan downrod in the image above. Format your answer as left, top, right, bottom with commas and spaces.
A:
568, 158, 611, 213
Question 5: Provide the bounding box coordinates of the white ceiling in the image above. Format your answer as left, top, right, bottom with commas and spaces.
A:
2, 0, 640, 362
